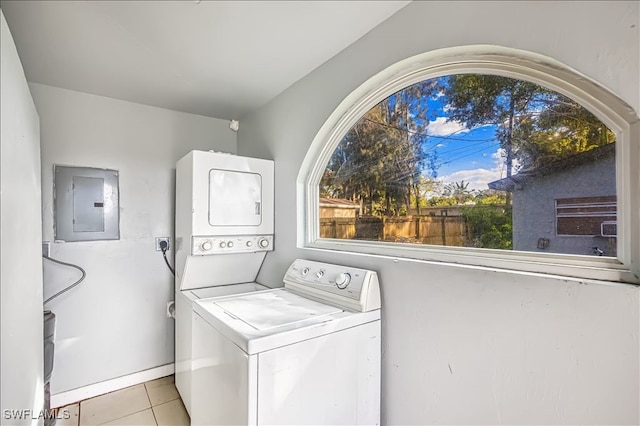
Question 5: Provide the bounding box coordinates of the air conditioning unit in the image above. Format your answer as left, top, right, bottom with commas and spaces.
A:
601, 221, 617, 237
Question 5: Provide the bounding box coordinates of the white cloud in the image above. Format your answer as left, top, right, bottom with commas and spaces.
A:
426, 117, 469, 137
492, 147, 521, 174
438, 147, 515, 191
439, 168, 504, 191
473, 123, 496, 131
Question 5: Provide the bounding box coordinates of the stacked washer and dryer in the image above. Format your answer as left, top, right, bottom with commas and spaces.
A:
175, 150, 381, 425
175, 150, 275, 415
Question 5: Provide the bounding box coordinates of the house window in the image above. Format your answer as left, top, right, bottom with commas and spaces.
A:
300, 47, 639, 284
556, 196, 617, 236
319, 74, 617, 257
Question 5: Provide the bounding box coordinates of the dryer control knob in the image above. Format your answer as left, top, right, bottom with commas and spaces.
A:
201, 241, 212, 251
219, 241, 227, 248
246, 241, 253, 247
336, 272, 351, 289
316, 270, 325, 279
301, 267, 310, 276
227, 241, 234, 248
258, 238, 269, 248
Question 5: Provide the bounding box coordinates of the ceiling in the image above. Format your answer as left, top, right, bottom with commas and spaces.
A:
1, 1, 410, 120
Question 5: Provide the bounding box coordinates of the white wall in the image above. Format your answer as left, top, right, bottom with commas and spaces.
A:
237, 1, 640, 424
1, 10, 44, 425
31, 83, 237, 394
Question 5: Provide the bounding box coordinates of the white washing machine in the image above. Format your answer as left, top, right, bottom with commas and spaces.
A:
174, 280, 268, 415
191, 259, 381, 426
175, 151, 275, 415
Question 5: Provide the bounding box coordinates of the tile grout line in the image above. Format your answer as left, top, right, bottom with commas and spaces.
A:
81, 384, 153, 426
152, 397, 181, 408
144, 382, 159, 426
70, 379, 180, 426
94, 407, 154, 426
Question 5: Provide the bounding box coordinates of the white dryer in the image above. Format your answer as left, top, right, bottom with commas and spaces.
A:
191, 259, 381, 426
175, 150, 275, 415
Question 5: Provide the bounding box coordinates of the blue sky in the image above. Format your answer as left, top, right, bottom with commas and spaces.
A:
421, 91, 506, 192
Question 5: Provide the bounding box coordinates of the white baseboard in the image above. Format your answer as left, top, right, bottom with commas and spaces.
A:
51, 363, 174, 408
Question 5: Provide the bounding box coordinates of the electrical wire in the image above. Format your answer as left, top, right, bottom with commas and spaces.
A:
162, 249, 175, 276
43, 255, 87, 305
159, 241, 175, 276
362, 117, 498, 142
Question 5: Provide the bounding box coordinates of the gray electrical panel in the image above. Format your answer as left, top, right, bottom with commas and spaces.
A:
54, 165, 120, 242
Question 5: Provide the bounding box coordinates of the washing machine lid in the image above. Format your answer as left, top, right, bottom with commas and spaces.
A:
190, 282, 268, 300
193, 289, 379, 355
213, 290, 342, 331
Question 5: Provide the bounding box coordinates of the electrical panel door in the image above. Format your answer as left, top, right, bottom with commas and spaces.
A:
54, 165, 119, 242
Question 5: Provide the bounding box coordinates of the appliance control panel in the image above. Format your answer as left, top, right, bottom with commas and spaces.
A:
192, 235, 273, 255
283, 259, 380, 312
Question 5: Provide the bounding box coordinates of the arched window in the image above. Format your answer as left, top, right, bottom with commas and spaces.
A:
299, 46, 639, 283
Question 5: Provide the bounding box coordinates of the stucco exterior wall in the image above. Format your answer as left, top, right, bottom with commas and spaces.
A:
512, 152, 616, 255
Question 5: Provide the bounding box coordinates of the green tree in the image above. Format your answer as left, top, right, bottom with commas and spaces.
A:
442, 74, 615, 177
320, 81, 439, 216
442, 180, 475, 204
513, 97, 616, 169
474, 189, 507, 205
442, 74, 614, 250
442, 75, 555, 204
427, 196, 457, 207
461, 205, 512, 249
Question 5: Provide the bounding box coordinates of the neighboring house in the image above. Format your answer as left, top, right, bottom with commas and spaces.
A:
319, 197, 360, 218
488, 143, 616, 256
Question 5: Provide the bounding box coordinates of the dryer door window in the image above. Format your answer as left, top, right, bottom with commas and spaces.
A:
209, 169, 262, 226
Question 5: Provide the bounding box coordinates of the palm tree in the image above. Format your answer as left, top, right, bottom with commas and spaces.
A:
443, 180, 473, 204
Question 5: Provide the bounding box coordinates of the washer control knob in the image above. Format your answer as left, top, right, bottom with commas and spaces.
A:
227, 241, 234, 248
246, 241, 253, 247
301, 267, 310, 276
258, 238, 270, 248
336, 272, 351, 289
316, 270, 325, 279
201, 241, 212, 251
219, 241, 227, 248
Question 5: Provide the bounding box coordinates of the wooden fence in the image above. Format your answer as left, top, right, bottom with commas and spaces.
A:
319, 217, 359, 239
320, 215, 467, 246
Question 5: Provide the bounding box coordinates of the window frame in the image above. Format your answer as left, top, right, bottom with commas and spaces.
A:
298, 46, 639, 284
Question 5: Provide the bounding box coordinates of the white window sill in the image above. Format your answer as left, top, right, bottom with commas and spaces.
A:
305, 239, 639, 285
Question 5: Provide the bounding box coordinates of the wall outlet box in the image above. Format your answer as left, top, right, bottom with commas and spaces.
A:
166, 301, 175, 318
155, 237, 170, 251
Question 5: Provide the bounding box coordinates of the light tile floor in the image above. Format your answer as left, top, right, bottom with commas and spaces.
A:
54, 375, 189, 426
